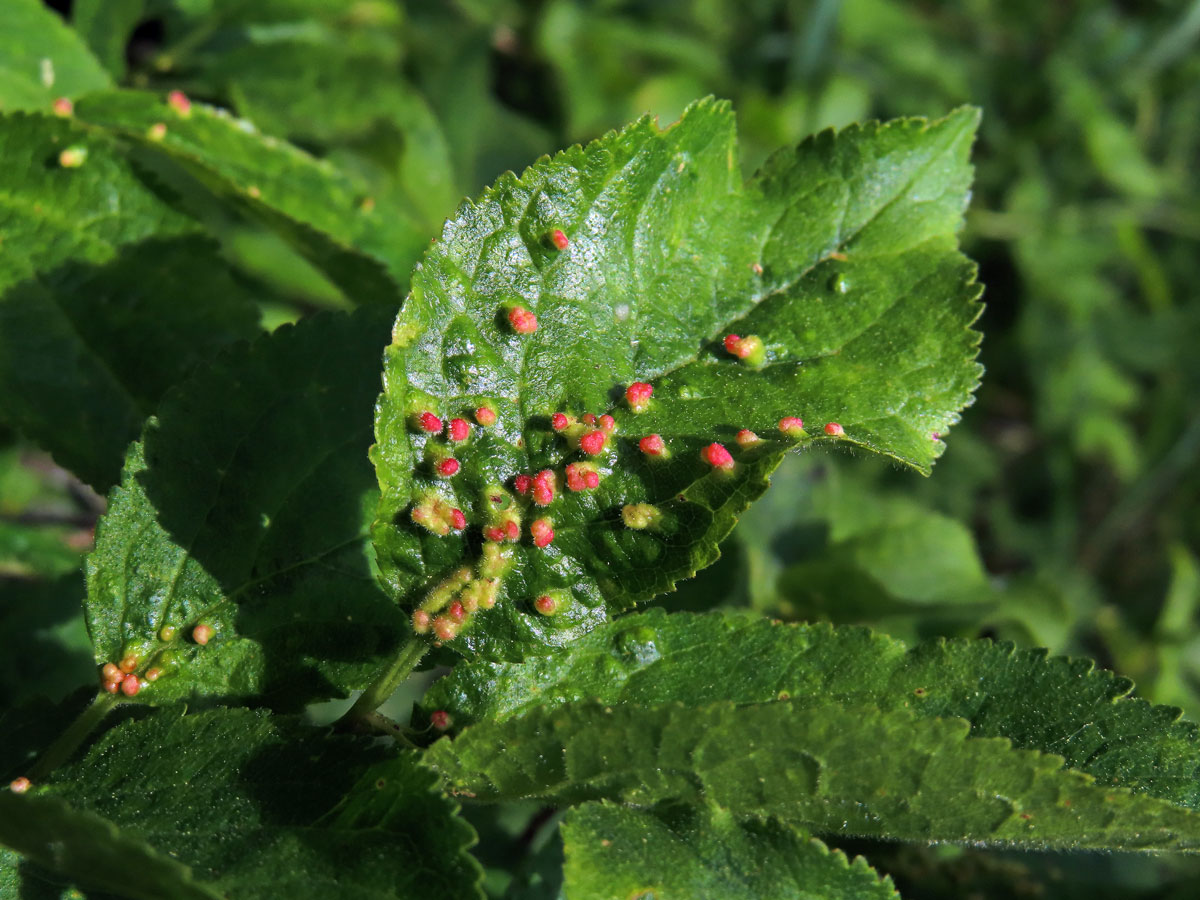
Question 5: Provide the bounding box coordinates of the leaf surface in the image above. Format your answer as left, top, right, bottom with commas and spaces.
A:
0, 113, 260, 488
425, 609, 1200, 810
372, 100, 982, 659
428, 700, 1200, 851
563, 802, 899, 900
0, 792, 219, 900
84, 309, 403, 707
74, 90, 424, 299
15, 707, 482, 899
0, 0, 111, 111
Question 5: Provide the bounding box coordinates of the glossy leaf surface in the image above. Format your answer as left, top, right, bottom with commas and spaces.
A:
372, 100, 982, 659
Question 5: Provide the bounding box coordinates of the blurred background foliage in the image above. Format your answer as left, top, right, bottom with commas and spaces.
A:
4, 0, 1200, 896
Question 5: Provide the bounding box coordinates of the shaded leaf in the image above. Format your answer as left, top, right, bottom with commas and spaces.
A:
74, 90, 425, 299
563, 802, 899, 900
0, 0, 111, 112
17, 707, 482, 899
0, 113, 260, 489
425, 609, 1200, 810
0, 792, 219, 900
372, 100, 982, 660
84, 309, 403, 707
428, 700, 1200, 850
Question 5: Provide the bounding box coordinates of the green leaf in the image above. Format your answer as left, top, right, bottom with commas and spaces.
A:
428, 700, 1200, 850
563, 802, 899, 900
0, 112, 261, 489
18, 707, 482, 899
84, 309, 403, 707
0, 0, 111, 112
74, 90, 426, 298
0, 792, 219, 900
371, 100, 982, 660
72, 0, 146, 80
425, 609, 1200, 810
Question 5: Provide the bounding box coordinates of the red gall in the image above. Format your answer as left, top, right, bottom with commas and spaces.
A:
449, 508, 467, 530
508, 306, 538, 334
639, 434, 666, 457
534, 594, 559, 615
417, 411, 442, 433
579, 430, 606, 456
448, 418, 470, 442
52, 97, 73, 117
430, 710, 453, 730
475, 405, 497, 426
702, 443, 735, 470
531, 517, 555, 548
532, 470, 556, 506
551, 412, 571, 432
625, 382, 653, 413
549, 229, 569, 250
824, 422, 845, 436
120, 674, 141, 697
736, 429, 760, 447
599, 415, 616, 435
436, 458, 460, 477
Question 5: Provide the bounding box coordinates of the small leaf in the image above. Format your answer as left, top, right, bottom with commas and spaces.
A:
372, 100, 982, 660
425, 609, 1200, 810
16, 707, 483, 899
0, 0, 111, 111
0, 792, 220, 900
563, 802, 899, 900
0, 113, 260, 489
84, 309, 403, 707
74, 90, 427, 299
428, 700, 1200, 850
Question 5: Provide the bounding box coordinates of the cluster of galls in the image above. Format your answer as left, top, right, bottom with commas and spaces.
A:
98, 622, 213, 697
403, 324, 851, 642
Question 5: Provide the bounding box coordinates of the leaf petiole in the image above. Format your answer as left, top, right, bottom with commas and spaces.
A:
339, 634, 428, 727
27, 691, 119, 782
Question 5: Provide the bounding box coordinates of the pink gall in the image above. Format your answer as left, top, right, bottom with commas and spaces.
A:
431, 710, 453, 730
582, 413, 598, 427
824, 422, 845, 436
9, 777, 30, 794
534, 594, 559, 615
599, 414, 616, 435
778, 417, 805, 437
625, 382, 653, 413
192, 624, 213, 645
736, 429, 760, 447
579, 430, 606, 456
723, 334, 765, 366
120, 674, 140, 697
52, 97, 73, 117
432, 616, 458, 641
102, 662, 121, 683
702, 443, 735, 470
449, 508, 467, 530
448, 600, 466, 623
514, 474, 533, 496
639, 434, 666, 457
549, 229, 569, 250
145, 667, 163, 682
507, 306, 538, 334
474, 405, 497, 426
412, 610, 432, 633
167, 90, 192, 117
531, 518, 555, 548
119, 655, 138, 674
532, 470, 556, 506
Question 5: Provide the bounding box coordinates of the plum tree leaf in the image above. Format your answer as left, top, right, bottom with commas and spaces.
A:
8, 707, 482, 900
371, 100, 982, 660
424, 609, 1200, 810
427, 700, 1200, 851
0, 112, 260, 489
0, 0, 111, 112
0, 792, 220, 900
74, 90, 425, 300
563, 802, 899, 900
84, 309, 403, 708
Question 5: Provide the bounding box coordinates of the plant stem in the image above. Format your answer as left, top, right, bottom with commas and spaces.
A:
340, 634, 427, 726
27, 692, 118, 782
